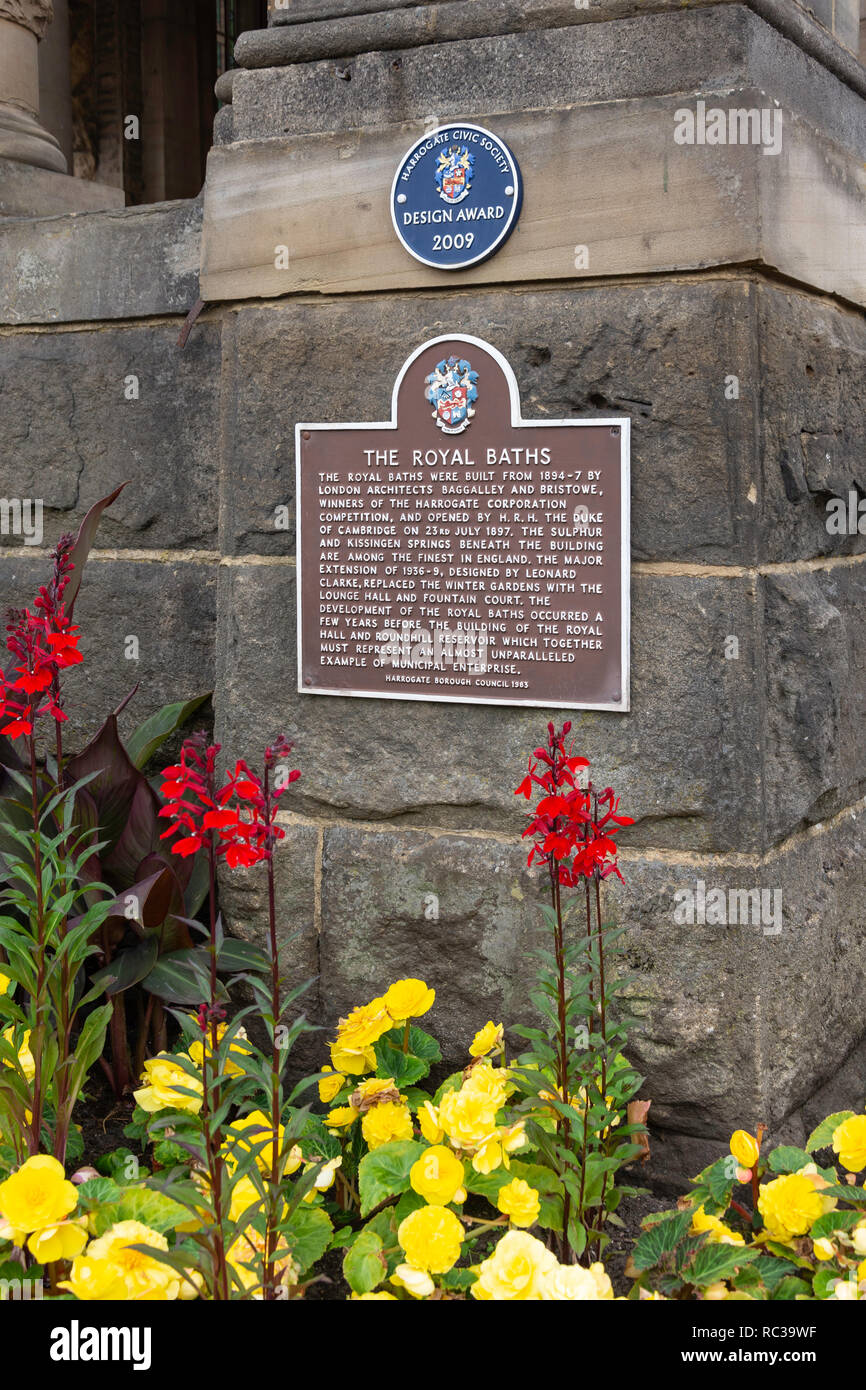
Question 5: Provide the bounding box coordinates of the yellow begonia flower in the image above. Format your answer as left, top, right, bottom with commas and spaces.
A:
325, 1106, 359, 1130
410, 1146, 465, 1206
852, 1222, 866, 1257
27, 1219, 88, 1264
362, 1102, 413, 1151
223, 1110, 300, 1177
398, 1203, 463, 1274
391, 1263, 435, 1298
227, 1228, 299, 1296
729, 1130, 760, 1169
813, 1237, 836, 1261
351, 1290, 397, 1300
2, 1027, 35, 1082
382, 978, 435, 1022
471, 1229, 557, 1300
329, 1042, 377, 1077
418, 1101, 444, 1145
335, 998, 393, 1050
758, 1173, 826, 1240
438, 1087, 499, 1152
60, 1221, 180, 1301
833, 1114, 866, 1174
134, 1055, 203, 1115
188, 1025, 253, 1078
463, 1061, 510, 1110
469, 1021, 504, 1058
353, 1076, 401, 1104
691, 1206, 745, 1246
497, 1178, 541, 1229
309, 1156, 342, 1194
318, 1067, 345, 1103
0, 1154, 79, 1237
228, 1175, 263, 1224
0, 971, 11, 995
703, 1281, 730, 1300
539, 1260, 614, 1301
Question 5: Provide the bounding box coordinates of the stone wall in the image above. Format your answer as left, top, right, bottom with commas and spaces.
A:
1, 0, 865, 1186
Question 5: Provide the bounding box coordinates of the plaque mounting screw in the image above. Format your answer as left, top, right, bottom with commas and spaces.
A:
302, 431, 311, 440
612, 691, 621, 702
304, 677, 313, 686
610, 426, 620, 436
397, 194, 407, 204
504, 184, 514, 196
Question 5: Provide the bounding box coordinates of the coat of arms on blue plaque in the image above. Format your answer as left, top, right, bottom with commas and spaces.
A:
391, 122, 522, 270
435, 145, 475, 204
424, 355, 478, 433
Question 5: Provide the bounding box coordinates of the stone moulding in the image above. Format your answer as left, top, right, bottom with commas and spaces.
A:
238, 1, 866, 100
199, 97, 866, 310
0, 0, 54, 40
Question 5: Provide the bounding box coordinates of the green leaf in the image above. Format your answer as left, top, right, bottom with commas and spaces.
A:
405, 1027, 441, 1064
216, 939, 270, 975
282, 1205, 333, 1275
358, 1140, 426, 1216
688, 1242, 759, 1286
343, 1226, 387, 1295
632, 1209, 694, 1272
125, 694, 211, 770
768, 1145, 813, 1174
810, 1209, 861, 1240
76, 1177, 122, 1207
142, 948, 213, 1004
820, 1184, 866, 1203
771, 1275, 812, 1300
373, 1037, 430, 1088
806, 1112, 855, 1153
91, 1185, 189, 1236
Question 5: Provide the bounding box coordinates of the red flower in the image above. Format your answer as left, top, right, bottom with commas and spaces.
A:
0, 536, 82, 740
518, 723, 630, 885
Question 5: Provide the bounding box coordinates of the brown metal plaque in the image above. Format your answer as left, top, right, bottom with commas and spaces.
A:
296, 335, 630, 710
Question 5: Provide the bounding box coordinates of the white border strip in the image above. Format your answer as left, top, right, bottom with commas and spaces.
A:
296, 333, 631, 713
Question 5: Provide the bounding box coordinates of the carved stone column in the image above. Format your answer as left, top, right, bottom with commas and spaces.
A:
0, 0, 67, 172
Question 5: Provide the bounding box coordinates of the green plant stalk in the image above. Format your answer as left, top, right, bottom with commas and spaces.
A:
548, 853, 572, 1263
27, 732, 47, 1154
200, 1043, 230, 1300
593, 871, 611, 1263
263, 764, 281, 1301
52, 716, 73, 1162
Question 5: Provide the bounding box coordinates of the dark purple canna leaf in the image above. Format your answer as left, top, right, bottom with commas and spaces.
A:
65, 714, 159, 870
65, 482, 129, 617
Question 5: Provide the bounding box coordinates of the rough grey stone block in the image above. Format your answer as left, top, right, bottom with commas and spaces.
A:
234, 6, 866, 157
221, 281, 758, 567
757, 285, 866, 566
214, 560, 763, 852
0, 199, 203, 326
0, 320, 221, 549
762, 563, 866, 844
0, 555, 217, 748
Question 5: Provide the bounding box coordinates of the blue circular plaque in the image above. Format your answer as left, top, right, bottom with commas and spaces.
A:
390, 122, 523, 270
